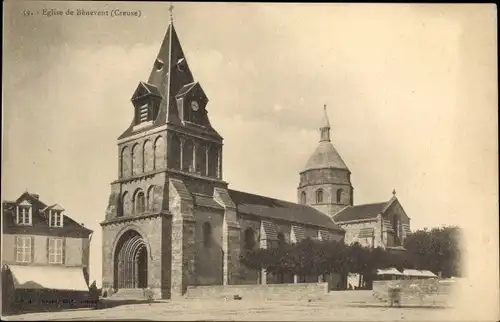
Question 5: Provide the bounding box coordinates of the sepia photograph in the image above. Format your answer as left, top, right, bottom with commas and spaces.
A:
2, 2, 498, 321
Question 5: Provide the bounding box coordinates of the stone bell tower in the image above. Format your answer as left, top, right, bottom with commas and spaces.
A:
101, 8, 240, 299
297, 105, 354, 218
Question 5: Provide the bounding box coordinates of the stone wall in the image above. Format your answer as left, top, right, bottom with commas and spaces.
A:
238, 216, 261, 285
372, 279, 440, 302
118, 133, 166, 179
101, 216, 168, 299
194, 208, 224, 286
340, 220, 380, 247
186, 282, 329, 301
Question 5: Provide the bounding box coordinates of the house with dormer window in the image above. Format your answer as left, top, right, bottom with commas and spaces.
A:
1, 191, 93, 314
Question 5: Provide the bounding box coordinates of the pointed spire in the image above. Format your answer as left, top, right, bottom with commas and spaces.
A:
146, 10, 194, 107
321, 104, 330, 129
319, 104, 331, 142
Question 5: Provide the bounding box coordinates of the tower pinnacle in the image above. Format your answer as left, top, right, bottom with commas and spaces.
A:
320, 104, 331, 142
169, 3, 174, 23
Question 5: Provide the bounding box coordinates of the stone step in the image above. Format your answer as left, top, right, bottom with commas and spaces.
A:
111, 288, 148, 300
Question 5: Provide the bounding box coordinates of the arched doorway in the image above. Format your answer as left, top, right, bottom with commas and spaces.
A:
113, 230, 148, 289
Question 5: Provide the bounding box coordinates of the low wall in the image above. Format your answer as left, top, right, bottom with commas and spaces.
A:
372, 279, 440, 302
186, 283, 329, 301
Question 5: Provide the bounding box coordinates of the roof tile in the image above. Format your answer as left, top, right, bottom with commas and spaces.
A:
228, 189, 343, 232
334, 202, 386, 223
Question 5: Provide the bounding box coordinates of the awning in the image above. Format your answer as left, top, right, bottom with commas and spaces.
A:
7, 265, 89, 291
419, 270, 438, 278
402, 269, 437, 278
377, 268, 403, 276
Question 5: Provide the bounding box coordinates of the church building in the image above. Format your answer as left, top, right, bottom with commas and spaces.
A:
100, 15, 411, 299
299, 107, 412, 251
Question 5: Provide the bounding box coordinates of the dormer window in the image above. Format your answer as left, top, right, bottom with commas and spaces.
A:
131, 82, 161, 131
16, 203, 32, 226
49, 210, 64, 228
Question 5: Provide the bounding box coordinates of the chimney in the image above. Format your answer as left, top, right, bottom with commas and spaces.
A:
31, 193, 40, 199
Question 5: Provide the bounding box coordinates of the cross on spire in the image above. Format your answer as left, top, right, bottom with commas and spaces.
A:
169, 3, 174, 23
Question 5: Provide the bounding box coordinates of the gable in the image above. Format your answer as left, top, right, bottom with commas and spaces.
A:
175, 82, 209, 105
131, 82, 162, 101
333, 202, 386, 223
49, 204, 65, 211
382, 198, 410, 222
18, 200, 32, 207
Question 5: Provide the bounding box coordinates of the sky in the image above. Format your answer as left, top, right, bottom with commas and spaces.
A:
2, 2, 498, 297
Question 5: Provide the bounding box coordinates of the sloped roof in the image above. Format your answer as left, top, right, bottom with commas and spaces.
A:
303, 141, 349, 172
402, 269, 437, 278
119, 23, 196, 140
3, 192, 92, 234
333, 202, 386, 223
175, 81, 198, 98
228, 189, 344, 232
141, 82, 162, 97
193, 194, 223, 210
377, 268, 403, 276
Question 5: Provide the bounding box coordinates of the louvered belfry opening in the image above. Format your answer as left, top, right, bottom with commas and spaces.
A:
139, 104, 149, 122
113, 230, 148, 289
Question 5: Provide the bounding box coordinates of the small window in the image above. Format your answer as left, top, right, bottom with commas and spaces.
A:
48, 238, 64, 264
203, 222, 212, 247
16, 206, 32, 225
300, 192, 306, 205
316, 189, 324, 203
135, 191, 146, 214
49, 211, 63, 227
244, 228, 256, 251
392, 216, 399, 236
16, 236, 32, 263
336, 189, 343, 204
154, 59, 164, 70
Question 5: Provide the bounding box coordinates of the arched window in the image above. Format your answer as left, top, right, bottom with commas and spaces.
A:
277, 232, 285, 247
316, 189, 324, 203
392, 215, 401, 246
182, 140, 194, 172
154, 136, 165, 170
207, 144, 218, 177
121, 147, 131, 178
147, 186, 155, 211
203, 222, 212, 247
121, 192, 131, 217
244, 228, 256, 251
135, 190, 145, 214
143, 140, 154, 173
300, 191, 306, 205
196, 143, 207, 175
169, 134, 181, 169
132, 144, 141, 176
392, 215, 399, 236
336, 189, 343, 204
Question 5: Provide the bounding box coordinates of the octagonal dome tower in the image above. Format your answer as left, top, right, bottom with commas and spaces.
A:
298, 105, 353, 218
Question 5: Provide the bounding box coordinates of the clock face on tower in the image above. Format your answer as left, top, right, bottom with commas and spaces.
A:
191, 100, 199, 111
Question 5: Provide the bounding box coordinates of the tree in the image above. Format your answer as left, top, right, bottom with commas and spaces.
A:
404, 226, 462, 277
